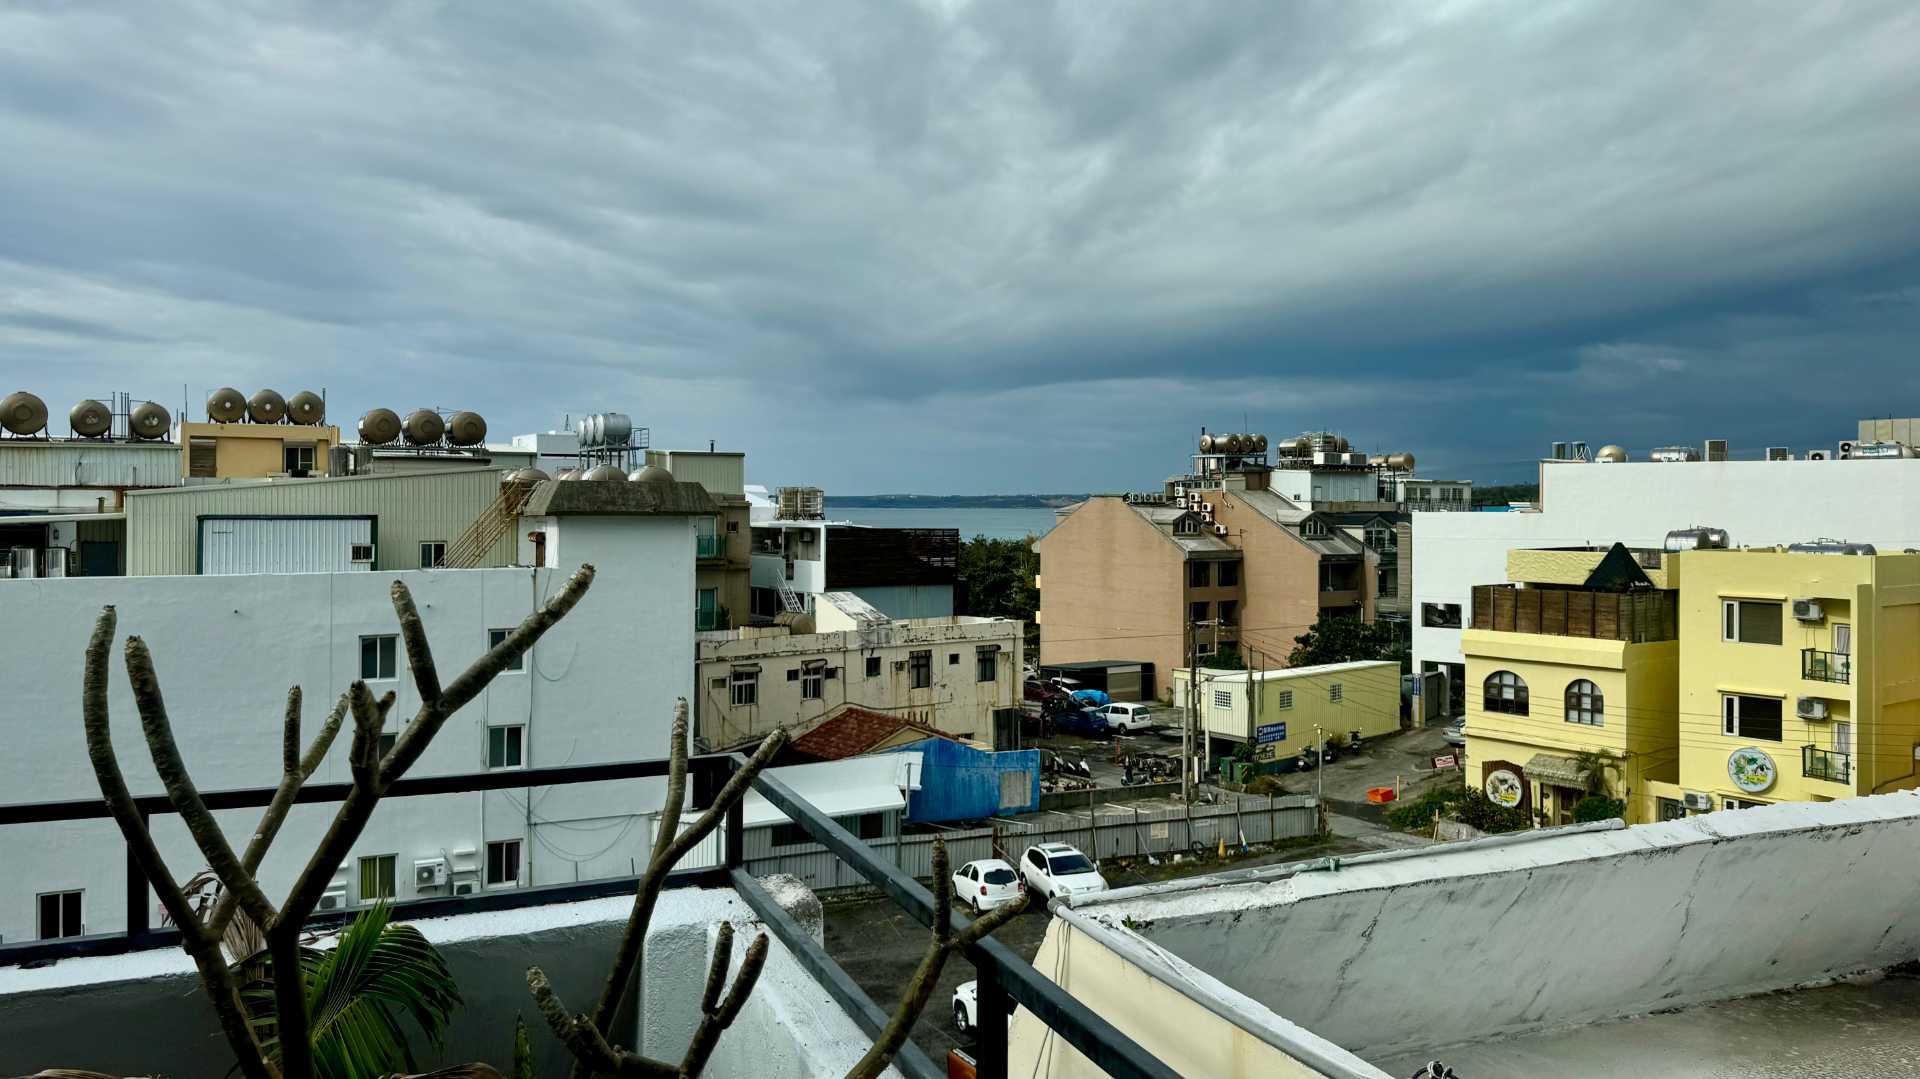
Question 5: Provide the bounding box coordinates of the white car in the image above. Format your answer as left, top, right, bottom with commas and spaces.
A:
952, 980, 1014, 1036
1019, 842, 1108, 901
951, 858, 1024, 913
1101, 702, 1155, 733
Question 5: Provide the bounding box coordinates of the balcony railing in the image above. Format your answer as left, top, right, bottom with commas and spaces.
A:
1803, 744, 1852, 784
696, 604, 729, 632
1802, 648, 1852, 685
697, 533, 728, 559
0, 755, 1183, 1079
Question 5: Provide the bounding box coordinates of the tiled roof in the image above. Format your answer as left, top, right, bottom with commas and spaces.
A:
787, 706, 958, 761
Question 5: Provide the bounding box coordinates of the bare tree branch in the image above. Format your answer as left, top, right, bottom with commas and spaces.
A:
679, 928, 770, 1077
650, 700, 691, 869
528, 968, 674, 1079
123, 635, 280, 932
81, 608, 280, 1079
390, 579, 443, 707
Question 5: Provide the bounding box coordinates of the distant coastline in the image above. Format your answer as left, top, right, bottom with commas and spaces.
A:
829, 494, 1088, 509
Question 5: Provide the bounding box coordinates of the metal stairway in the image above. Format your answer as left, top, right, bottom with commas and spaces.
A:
443, 481, 538, 569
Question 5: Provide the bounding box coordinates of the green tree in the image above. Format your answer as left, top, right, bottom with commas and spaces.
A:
1204, 644, 1248, 671
958, 535, 1040, 650
1285, 614, 1409, 672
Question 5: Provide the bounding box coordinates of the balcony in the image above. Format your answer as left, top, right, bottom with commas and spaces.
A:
1802, 648, 1852, 685
1470, 584, 1678, 643
697, 533, 728, 560
1803, 744, 1853, 784
696, 604, 730, 632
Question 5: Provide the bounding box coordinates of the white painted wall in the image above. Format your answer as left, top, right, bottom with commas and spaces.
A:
0, 511, 695, 944
1411, 458, 1920, 683
1074, 793, 1920, 1063
1269, 469, 1374, 508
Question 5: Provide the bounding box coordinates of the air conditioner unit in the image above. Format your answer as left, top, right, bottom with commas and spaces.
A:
349, 543, 375, 563
1796, 696, 1829, 721
414, 857, 449, 887
1807, 449, 1830, 461
1213, 524, 1228, 536
1766, 447, 1791, 462
1792, 599, 1825, 622
1838, 440, 1856, 460
1682, 792, 1714, 812
452, 881, 479, 896
1201, 502, 1214, 514
318, 886, 347, 912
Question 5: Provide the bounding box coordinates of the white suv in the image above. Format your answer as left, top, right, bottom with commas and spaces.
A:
1020, 842, 1108, 901
1101, 702, 1155, 733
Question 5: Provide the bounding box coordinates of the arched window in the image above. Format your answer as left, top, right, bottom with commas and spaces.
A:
1484, 670, 1529, 715
1565, 679, 1604, 726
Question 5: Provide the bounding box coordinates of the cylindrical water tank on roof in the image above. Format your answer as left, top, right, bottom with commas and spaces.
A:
1387, 452, 1416, 471
287, 391, 325, 425
130, 401, 171, 440
69, 399, 111, 437
1252, 434, 1268, 453
446, 411, 487, 446
206, 387, 246, 423
583, 464, 626, 481
511, 467, 551, 484
359, 408, 401, 445
599, 412, 632, 447
248, 389, 287, 424
403, 409, 445, 445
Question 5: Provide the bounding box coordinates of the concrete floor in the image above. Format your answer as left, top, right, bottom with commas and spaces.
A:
1378, 974, 1920, 1078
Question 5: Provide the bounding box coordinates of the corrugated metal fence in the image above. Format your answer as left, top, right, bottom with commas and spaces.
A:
742, 794, 1321, 894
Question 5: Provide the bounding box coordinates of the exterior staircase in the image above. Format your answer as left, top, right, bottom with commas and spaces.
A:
777, 576, 806, 614
443, 480, 538, 569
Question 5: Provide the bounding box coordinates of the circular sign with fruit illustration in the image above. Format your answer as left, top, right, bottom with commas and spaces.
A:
1727, 747, 1777, 793
1485, 767, 1525, 808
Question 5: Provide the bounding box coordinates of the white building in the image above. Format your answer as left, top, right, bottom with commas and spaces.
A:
742, 485, 958, 622
1412, 456, 1920, 714
695, 592, 1022, 751
0, 478, 711, 944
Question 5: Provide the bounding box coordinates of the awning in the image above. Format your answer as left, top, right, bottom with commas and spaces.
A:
1523, 753, 1589, 787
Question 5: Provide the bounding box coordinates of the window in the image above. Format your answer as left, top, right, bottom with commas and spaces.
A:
1329, 683, 1343, 703
1174, 516, 1199, 536
1189, 601, 1210, 623
1422, 603, 1462, 629
1303, 519, 1329, 538
487, 724, 525, 768
488, 628, 523, 672
1724, 797, 1770, 810
801, 661, 825, 700
976, 648, 998, 683
283, 444, 315, 474
1365, 524, 1394, 551
726, 519, 739, 533
865, 655, 882, 678
37, 890, 82, 940
360, 635, 397, 680
1565, 679, 1604, 726
1722, 694, 1783, 741
486, 839, 522, 887
696, 588, 719, 630
909, 650, 932, 688
419, 541, 446, 569
771, 812, 884, 848
730, 666, 759, 706
377, 731, 397, 760
949, 652, 960, 666
1217, 561, 1240, 587
1276, 690, 1294, 710
1218, 600, 1239, 626
1484, 671, 1529, 715
359, 854, 396, 902
188, 437, 217, 478
1722, 600, 1782, 645
1188, 562, 1211, 587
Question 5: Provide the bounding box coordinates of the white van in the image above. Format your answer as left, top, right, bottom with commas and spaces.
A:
1101, 702, 1155, 733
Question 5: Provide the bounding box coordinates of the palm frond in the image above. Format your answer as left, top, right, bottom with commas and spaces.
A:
240, 900, 463, 1079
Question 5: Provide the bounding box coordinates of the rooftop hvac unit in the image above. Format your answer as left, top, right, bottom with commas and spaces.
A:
1213, 523, 1228, 536
1551, 441, 1570, 460
1807, 449, 1831, 461
1682, 792, 1714, 812
415, 857, 449, 887
1570, 441, 1589, 461
1704, 439, 1729, 462
453, 880, 479, 896
1838, 440, 1855, 459
1201, 502, 1214, 514
1650, 446, 1701, 463
1766, 447, 1791, 462
9, 548, 36, 578
42, 547, 67, 578
317, 886, 346, 912
1796, 697, 1830, 721
1791, 599, 1825, 622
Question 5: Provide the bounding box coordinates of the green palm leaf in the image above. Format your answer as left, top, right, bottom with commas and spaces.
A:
242, 901, 463, 1079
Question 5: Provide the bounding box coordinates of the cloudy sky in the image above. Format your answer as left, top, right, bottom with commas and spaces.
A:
5, 1, 1920, 491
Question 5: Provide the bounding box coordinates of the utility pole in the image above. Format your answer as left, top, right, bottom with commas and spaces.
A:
1183, 618, 1194, 804
1314, 724, 1326, 809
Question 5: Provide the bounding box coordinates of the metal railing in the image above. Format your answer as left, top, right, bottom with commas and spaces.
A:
1802, 744, 1852, 784
695, 604, 729, 632
697, 533, 728, 559
1802, 648, 1852, 685
0, 754, 1181, 1079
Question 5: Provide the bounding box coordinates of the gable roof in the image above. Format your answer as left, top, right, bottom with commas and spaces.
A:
1583, 542, 1657, 591
787, 706, 960, 761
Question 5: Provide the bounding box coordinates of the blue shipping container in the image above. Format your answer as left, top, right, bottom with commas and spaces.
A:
886, 738, 1042, 822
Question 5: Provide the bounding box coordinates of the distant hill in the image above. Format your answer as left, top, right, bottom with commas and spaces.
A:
829, 494, 1088, 509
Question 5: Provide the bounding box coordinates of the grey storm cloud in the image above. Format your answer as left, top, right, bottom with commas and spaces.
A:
3, 0, 1919, 490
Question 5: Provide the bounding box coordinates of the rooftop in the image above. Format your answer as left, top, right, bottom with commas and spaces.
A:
521, 477, 720, 517
786, 706, 959, 762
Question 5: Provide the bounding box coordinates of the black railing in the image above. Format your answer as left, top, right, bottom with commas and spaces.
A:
1803, 744, 1852, 784
1802, 648, 1852, 685
0, 754, 1180, 1079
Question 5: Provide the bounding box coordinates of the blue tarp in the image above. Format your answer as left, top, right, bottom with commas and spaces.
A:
1070, 688, 1111, 707
884, 738, 1041, 822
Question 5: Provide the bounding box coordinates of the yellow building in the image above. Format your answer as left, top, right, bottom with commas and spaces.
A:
1175, 659, 1402, 763
1651, 546, 1920, 813
179, 420, 340, 479
1460, 545, 1680, 824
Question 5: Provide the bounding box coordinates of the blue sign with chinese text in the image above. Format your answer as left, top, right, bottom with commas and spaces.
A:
1255, 721, 1288, 744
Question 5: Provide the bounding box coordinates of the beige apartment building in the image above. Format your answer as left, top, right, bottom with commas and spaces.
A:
694, 592, 1024, 751
646, 449, 752, 631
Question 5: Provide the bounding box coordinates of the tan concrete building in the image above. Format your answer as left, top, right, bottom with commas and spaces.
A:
648, 449, 752, 631
179, 420, 340, 478
1035, 486, 1375, 699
